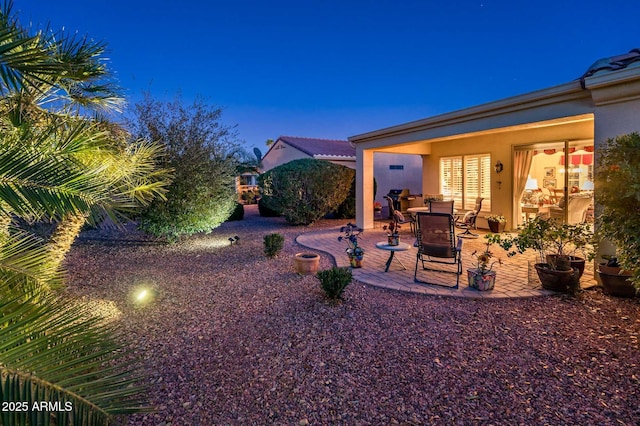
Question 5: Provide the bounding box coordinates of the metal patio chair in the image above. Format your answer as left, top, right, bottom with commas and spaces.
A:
414, 212, 463, 288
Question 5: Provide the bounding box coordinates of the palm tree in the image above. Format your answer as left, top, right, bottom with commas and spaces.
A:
0, 2, 170, 424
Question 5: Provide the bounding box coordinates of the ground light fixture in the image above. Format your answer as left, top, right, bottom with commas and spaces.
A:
132, 286, 157, 306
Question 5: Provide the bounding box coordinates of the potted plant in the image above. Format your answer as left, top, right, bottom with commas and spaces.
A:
485, 214, 507, 233
373, 201, 383, 212
338, 223, 364, 268
498, 216, 593, 293
596, 256, 636, 298
467, 233, 502, 291
383, 220, 401, 246
594, 132, 640, 296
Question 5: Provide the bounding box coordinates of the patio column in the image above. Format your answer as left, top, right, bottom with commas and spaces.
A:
356, 147, 374, 229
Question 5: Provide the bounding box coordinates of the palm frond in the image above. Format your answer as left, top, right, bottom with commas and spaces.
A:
0, 286, 150, 425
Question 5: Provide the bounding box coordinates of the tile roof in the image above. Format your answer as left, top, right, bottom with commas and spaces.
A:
277, 136, 355, 158
580, 48, 640, 88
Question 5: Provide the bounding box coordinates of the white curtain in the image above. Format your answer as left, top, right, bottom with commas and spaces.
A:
513, 150, 534, 226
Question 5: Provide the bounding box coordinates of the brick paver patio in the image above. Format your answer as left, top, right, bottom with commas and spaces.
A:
297, 225, 597, 299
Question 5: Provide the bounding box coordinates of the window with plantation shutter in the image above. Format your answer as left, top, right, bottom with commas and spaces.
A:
440, 154, 491, 212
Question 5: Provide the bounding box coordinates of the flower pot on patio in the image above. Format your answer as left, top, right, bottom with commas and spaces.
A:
546, 254, 586, 279
534, 263, 578, 293
348, 253, 364, 268
387, 234, 400, 246
294, 252, 320, 275
467, 269, 496, 291
597, 266, 636, 298
487, 220, 505, 233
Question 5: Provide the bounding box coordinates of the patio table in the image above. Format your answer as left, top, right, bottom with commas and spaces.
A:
375, 241, 411, 272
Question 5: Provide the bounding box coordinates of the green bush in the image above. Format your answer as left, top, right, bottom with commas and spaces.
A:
131, 95, 240, 241
259, 159, 355, 225
258, 196, 282, 217
316, 267, 353, 299
264, 233, 284, 258
334, 177, 356, 219
241, 190, 259, 204
227, 202, 244, 221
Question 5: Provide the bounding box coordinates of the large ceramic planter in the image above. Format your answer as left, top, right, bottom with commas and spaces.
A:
348, 253, 364, 268
387, 234, 400, 246
597, 267, 636, 298
487, 220, 505, 233
467, 269, 496, 291
534, 263, 578, 293
294, 252, 320, 275
546, 255, 586, 279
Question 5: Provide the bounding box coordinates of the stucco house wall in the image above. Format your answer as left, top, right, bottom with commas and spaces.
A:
261, 139, 315, 172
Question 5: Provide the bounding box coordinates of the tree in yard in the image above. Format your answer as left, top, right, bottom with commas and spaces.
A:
129, 94, 242, 241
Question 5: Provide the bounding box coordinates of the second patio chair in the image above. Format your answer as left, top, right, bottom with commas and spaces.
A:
428, 199, 455, 214
414, 212, 463, 288
456, 197, 483, 238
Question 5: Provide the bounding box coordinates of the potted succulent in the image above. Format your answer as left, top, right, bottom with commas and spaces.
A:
485, 214, 507, 233
467, 233, 502, 291
338, 223, 364, 268
498, 216, 593, 293
594, 132, 640, 296
383, 220, 401, 246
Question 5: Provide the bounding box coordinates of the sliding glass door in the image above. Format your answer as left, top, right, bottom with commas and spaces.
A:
513, 141, 594, 227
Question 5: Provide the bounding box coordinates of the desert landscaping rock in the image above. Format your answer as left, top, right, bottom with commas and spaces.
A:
64, 205, 640, 425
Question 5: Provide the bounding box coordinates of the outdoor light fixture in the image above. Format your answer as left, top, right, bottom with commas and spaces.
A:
132, 286, 156, 306
229, 236, 240, 245
495, 160, 504, 189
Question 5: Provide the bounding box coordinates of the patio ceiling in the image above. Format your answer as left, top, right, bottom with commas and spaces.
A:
367, 113, 594, 155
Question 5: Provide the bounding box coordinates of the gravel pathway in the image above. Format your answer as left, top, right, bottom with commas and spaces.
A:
64, 205, 640, 425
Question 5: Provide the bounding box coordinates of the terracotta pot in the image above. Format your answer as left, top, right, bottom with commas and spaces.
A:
294, 252, 320, 275
534, 263, 578, 293
597, 268, 636, 298
546, 255, 585, 279
467, 269, 496, 291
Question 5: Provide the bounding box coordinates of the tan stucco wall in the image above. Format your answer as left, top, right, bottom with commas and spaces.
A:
261, 140, 311, 172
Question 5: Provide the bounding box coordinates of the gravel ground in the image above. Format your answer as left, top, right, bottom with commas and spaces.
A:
64, 205, 640, 425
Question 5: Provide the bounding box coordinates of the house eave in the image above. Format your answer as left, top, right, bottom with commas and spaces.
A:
349, 81, 588, 144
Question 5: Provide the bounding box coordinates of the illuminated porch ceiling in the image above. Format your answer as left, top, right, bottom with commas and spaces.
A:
369, 114, 594, 155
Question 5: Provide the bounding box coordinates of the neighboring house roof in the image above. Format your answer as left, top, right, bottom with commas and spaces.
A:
274, 136, 355, 159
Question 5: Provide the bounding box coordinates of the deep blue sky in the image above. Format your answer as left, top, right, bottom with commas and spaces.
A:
22, 1, 639, 151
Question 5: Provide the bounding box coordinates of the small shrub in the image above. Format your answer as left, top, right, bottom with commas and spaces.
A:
258, 196, 282, 217
264, 233, 284, 258
227, 202, 244, 221
316, 267, 352, 299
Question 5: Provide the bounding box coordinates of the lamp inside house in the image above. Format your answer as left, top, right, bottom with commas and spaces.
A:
525, 176, 539, 191
580, 180, 594, 191
522, 176, 539, 205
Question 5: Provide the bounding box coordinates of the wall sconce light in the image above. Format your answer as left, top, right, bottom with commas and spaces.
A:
494, 160, 504, 189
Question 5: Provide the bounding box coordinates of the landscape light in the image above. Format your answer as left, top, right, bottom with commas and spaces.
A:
132, 286, 156, 306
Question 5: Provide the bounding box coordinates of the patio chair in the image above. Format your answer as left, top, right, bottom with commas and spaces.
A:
393, 210, 416, 238
428, 199, 454, 214
456, 197, 483, 238
414, 212, 463, 288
